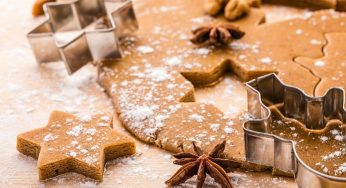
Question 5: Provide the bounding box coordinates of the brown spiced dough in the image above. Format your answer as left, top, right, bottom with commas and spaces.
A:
98, 6, 265, 169
295, 33, 346, 96
269, 105, 346, 177
98, 0, 346, 174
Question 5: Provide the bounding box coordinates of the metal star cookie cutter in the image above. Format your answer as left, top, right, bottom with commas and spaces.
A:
244, 73, 346, 188
27, 0, 138, 74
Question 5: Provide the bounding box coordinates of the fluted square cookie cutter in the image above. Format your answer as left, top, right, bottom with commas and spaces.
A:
27, 0, 138, 74
244, 73, 346, 188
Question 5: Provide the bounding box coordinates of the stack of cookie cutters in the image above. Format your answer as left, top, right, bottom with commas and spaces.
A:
244, 73, 346, 187
27, 0, 138, 74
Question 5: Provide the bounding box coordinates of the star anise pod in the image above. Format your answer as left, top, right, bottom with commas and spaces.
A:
165, 141, 241, 188
190, 23, 245, 46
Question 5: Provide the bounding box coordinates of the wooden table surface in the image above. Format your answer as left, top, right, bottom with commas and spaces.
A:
0, 1, 306, 187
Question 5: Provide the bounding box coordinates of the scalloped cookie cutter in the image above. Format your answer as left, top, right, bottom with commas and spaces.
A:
244, 73, 346, 188
27, 0, 138, 74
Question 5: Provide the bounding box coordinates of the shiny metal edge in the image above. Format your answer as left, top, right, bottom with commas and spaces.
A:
243, 73, 346, 187
26, 0, 138, 75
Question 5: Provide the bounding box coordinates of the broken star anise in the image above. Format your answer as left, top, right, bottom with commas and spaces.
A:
165, 141, 241, 188
190, 23, 245, 46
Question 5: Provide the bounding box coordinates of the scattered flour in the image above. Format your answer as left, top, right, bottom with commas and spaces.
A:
136, 46, 154, 54
66, 125, 83, 137
189, 114, 204, 122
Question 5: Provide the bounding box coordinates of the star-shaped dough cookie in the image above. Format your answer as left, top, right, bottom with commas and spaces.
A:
16, 111, 136, 181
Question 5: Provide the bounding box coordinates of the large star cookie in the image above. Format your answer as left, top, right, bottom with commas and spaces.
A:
16, 111, 135, 181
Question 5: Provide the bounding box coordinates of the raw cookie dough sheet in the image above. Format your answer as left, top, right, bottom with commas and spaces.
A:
0, 0, 306, 187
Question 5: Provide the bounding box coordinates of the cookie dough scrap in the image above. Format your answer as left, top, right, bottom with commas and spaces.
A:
99, 49, 248, 164
100, 67, 262, 169
295, 33, 346, 96
268, 105, 346, 177
16, 111, 136, 181
99, 63, 268, 169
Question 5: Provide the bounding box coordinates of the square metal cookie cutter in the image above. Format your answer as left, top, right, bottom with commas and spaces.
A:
244, 73, 346, 188
27, 0, 138, 74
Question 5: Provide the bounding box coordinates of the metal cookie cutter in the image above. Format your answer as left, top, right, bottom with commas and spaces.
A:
244, 73, 346, 188
27, 0, 138, 74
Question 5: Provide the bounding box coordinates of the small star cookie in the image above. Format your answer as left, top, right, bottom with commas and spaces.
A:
16, 111, 136, 181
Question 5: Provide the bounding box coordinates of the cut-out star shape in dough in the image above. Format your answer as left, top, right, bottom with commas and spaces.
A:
16, 111, 135, 181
